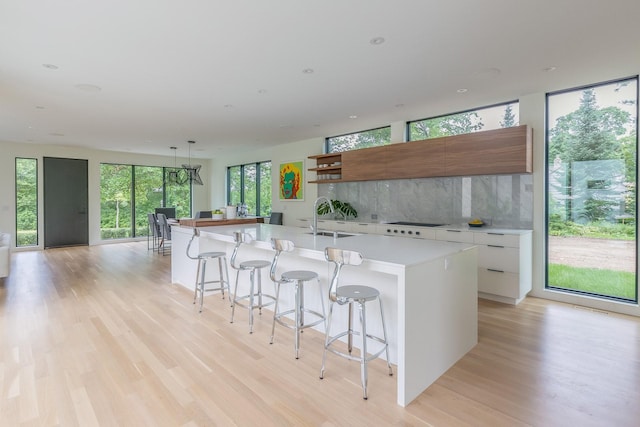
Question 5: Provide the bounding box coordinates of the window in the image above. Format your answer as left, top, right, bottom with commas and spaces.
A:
408, 101, 519, 141
100, 164, 192, 240
227, 161, 272, 217
15, 158, 38, 247
326, 126, 391, 153
546, 77, 637, 302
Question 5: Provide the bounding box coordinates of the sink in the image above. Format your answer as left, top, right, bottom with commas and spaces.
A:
307, 231, 357, 238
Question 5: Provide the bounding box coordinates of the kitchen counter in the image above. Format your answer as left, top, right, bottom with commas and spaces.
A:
171, 223, 477, 407
178, 216, 263, 227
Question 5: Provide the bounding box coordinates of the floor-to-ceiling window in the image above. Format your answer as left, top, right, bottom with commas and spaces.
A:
227, 161, 271, 217
101, 164, 191, 240
546, 77, 638, 302
15, 158, 38, 247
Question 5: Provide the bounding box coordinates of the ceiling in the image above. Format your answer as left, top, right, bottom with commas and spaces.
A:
1, 0, 639, 159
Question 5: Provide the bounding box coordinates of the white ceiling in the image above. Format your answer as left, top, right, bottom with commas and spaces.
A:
1, 0, 639, 159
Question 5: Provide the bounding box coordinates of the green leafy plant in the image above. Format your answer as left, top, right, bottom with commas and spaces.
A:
316, 199, 358, 219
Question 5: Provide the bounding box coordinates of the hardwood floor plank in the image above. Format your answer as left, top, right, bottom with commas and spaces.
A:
1, 242, 639, 426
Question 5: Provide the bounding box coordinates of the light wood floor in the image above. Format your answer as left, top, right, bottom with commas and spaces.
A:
1, 242, 639, 426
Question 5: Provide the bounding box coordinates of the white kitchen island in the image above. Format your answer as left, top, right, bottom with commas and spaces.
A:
171, 223, 477, 407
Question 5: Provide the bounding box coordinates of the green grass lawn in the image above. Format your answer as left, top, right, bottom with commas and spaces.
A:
548, 263, 637, 300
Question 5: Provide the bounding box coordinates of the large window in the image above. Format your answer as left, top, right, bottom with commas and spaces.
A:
546, 77, 637, 302
326, 126, 391, 153
15, 158, 38, 247
408, 101, 519, 141
227, 161, 271, 217
100, 164, 192, 240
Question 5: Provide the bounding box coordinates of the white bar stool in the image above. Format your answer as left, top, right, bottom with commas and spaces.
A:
269, 238, 326, 359
230, 231, 276, 333
320, 247, 393, 400
186, 228, 230, 313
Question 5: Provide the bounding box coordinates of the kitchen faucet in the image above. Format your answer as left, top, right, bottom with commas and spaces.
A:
312, 197, 334, 236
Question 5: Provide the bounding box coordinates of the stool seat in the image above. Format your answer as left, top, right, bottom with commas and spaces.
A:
281, 270, 318, 282
230, 232, 276, 333
240, 260, 271, 269
199, 251, 227, 259
270, 238, 326, 359
335, 285, 379, 302
186, 228, 230, 313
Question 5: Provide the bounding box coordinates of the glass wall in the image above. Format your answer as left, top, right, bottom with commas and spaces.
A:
101, 163, 191, 240
15, 158, 38, 247
546, 77, 638, 302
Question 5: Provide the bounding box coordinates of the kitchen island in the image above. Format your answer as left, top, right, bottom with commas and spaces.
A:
171, 223, 477, 406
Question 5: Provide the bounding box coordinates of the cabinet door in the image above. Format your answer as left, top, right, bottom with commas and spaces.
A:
445, 125, 532, 176
386, 140, 445, 179
435, 229, 474, 243
342, 145, 388, 181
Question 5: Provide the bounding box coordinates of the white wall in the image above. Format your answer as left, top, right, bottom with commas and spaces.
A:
0, 141, 210, 249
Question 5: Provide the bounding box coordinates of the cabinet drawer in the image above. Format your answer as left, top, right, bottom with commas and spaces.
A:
435, 229, 474, 243
350, 222, 374, 233
478, 268, 520, 298
478, 245, 520, 273
474, 232, 520, 248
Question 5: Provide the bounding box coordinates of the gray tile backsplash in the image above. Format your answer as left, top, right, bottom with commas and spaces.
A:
319, 174, 533, 229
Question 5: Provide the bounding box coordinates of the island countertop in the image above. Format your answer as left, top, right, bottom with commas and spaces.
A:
186, 223, 475, 268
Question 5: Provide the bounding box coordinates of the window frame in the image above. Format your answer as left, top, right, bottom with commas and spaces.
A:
15, 157, 39, 247
226, 160, 271, 216
406, 100, 519, 141
325, 125, 392, 153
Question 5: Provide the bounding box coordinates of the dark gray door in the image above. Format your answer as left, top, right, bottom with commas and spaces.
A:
44, 157, 89, 248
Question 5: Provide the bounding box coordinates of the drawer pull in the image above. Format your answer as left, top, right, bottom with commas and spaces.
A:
446, 229, 461, 233
487, 244, 505, 248
488, 232, 505, 236
487, 268, 505, 273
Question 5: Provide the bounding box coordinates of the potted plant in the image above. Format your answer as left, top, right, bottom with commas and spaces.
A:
316, 199, 358, 220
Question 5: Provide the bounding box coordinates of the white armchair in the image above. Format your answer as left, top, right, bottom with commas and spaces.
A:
0, 232, 10, 279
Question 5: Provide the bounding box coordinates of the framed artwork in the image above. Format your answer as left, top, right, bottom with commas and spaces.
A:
279, 160, 304, 200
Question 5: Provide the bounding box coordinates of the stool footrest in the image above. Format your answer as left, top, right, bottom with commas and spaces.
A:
274, 308, 325, 330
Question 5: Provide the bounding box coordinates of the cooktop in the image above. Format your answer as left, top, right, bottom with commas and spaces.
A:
386, 221, 445, 227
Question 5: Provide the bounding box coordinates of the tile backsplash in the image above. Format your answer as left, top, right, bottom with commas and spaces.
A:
319, 174, 533, 229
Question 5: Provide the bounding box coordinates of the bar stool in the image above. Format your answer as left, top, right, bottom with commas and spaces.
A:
320, 247, 393, 400
186, 228, 230, 313
269, 238, 326, 359
229, 231, 275, 333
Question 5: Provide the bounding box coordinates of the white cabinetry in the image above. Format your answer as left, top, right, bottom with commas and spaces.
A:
435, 227, 532, 305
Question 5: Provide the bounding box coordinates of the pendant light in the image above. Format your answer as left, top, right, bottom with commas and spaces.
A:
182, 140, 203, 185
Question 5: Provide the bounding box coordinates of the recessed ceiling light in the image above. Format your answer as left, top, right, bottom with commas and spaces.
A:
42, 64, 58, 70
349, 115, 358, 119
302, 68, 314, 74
74, 84, 102, 92
456, 88, 468, 93
543, 66, 557, 72
370, 37, 385, 45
